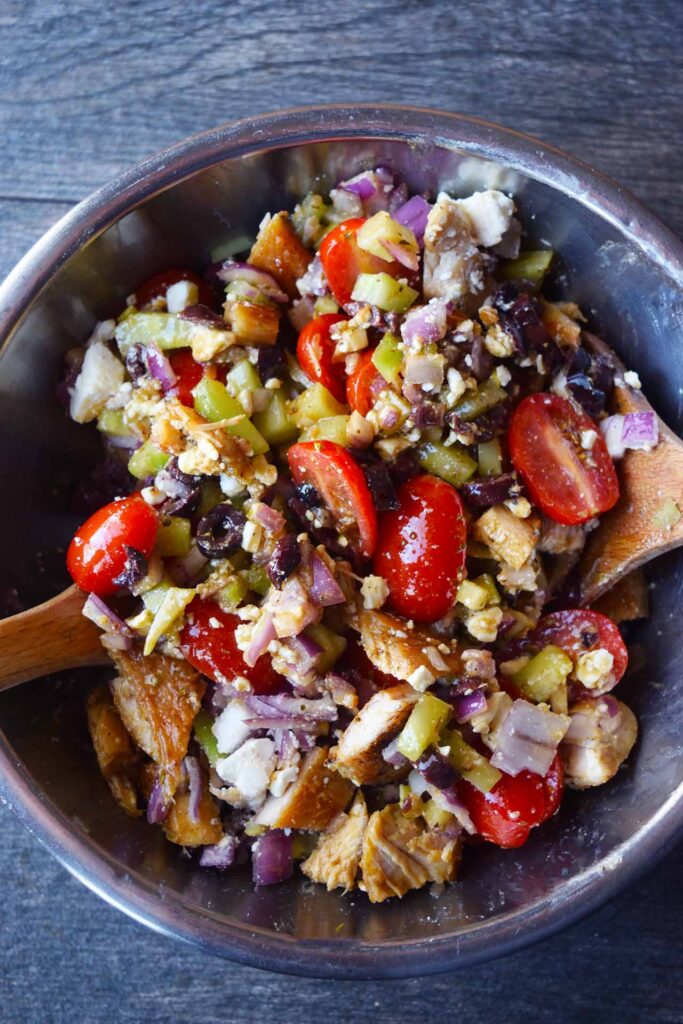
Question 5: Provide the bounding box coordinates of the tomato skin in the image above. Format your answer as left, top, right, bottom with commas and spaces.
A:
509, 393, 619, 525
287, 440, 378, 559
168, 349, 210, 407
346, 349, 387, 416
135, 269, 215, 311
319, 218, 405, 306
296, 314, 349, 403
531, 609, 627, 691
461, 755, 564, 848
372, 474, 467, 624
66, 495, 158, 597
180, 599, 283, 695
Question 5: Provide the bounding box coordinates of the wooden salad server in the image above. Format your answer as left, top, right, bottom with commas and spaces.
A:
0, 342, 681, 691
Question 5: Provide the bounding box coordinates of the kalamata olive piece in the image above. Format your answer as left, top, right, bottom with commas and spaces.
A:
256, 346, 287, 381
266, 534, 302, 589
113, 545, 148, 589
416, 748, 457, 790
125, 344, 148, 383
196, 504, 246, 558
460, 473, 518, 508
353, 451, 399, 512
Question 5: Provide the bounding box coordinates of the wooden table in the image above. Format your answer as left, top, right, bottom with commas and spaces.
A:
1, 1, 681, 1020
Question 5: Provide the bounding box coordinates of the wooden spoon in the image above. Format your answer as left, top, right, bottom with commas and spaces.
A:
579, 334, 683, 604
0, 585, 109, 693
0, 335, 680, 690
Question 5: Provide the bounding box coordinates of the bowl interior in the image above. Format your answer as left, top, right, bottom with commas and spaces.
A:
1, 118, 682, 976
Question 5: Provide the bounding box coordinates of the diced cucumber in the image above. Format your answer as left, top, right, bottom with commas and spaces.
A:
143, 586, 195, 655
252, 388, 298, 446
422, 799, 453, 830
155, 516, 192, 558
210, 235, 254, 262
290, 383, 347, 428
417, 440, 477, 487
445, 730, 502, 793
372, 331, 403, 385
477, 438, 503, 477
499, 249, 553, 285
456, 579, 490, 611
226, 358, 262, 397
476, 573, 500, 606
397, 693, 452, 762
197, 479, 225, 518
314, 295, 340, 316
142, 578, 174, 614
304, 623, 347, 673
299, 415, 350, 446
357, 211, 419, 264
216, 575, 249, 612
97, 408, 131, 438
513, 644, 573, 703
225, 279, 272, 307
351, 273, 418, 313
115, 311, 232, 355
193, 377, 269, 456
451, 375, 506, 422
246, 564, 271, 596
193, 709, 219, 766
127, 441, 170, 480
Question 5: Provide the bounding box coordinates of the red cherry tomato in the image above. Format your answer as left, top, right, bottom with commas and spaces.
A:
66, 495, 158, 597
168, 349, 212, 407
372, 474, 467, 623
287, 440, 377, 559
460, 754, 564, 848
337, 637, 399, 706
296, 313, 349, 403
346, 349, 387, 416
319, 218, 405, 306
509, 393, 619, 525
135, 268, 216, 310
180, 599, 283, 695
531, 608, 627, 689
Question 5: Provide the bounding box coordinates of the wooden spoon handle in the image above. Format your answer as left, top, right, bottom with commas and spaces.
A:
0, 585, 110, 692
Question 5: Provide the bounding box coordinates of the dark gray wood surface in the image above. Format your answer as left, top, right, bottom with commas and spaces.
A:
1, 1, 681, 1020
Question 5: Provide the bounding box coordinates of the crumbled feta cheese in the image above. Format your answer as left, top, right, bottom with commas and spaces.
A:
456, 190, 515, 248
466, 606, 504, 642
495, 365, 512, 387
215, 738, 276, 808
484, 324, 516, 358
624, 370, 642, 390
504, 496, 532, 519
269, 765, 299, 798
581, 429, 598, 451
241, 520, 263, 553
166, 279, 199, 313
70, 340, 125, 423
140, 485, 166, 506
212, 699, 252, 756
446, 367, 467, 402
574, 648, 614, 690
407, 665, 436, 692
360, 574, 389, 610
220, 472, 245, 497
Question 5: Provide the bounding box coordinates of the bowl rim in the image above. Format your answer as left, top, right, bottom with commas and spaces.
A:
0, 103, 682, 979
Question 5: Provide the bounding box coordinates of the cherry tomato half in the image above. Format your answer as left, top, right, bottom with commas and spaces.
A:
287, 440, 377, 559
66, 495, 158, 597
509, 393, 619, 525
346, 349, 387, 416
296, 313, 349, 403
531, 608, 627, 690
319, 218, 405, 306
168, 349, 211, 407
460, 754, 564, 848
180, 599, 283, 695
135, 269, 215, 311
372, 474, 467, 624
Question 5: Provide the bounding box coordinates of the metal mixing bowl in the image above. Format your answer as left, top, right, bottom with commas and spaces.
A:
0, 105, 681, 979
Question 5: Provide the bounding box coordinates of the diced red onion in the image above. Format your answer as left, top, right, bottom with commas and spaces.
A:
82, 594, 133, 636
378, 405, 400, 430
340, 172, 378, 200
244, 612, 276, 667
146, 343, 177, 392
601, 694, 620, 718
296, 255, 328, 298
331, 188, 363, 219
490, 699, 570, 777
325, 672, 357, 706
401, 299, 448, 347
273, 728, 298, 762
600, 411, 658, 459
382, 737, 409, 768
146, 777, 170, 824
382, 240, 419, 272
252, 829, 293, 886
166, 544, 208, 587
184, 756, 202, 822
199, 834, 238, 870
409, 770, 474, 834
388, 182, 409, 214
309, 553, 346, 607
394, 195, 431, 246
410, 401, 445, 428
217, 261, 288, 303
374, 165, 394, 186
105, 433, 141, 451
245, 692, 337, 723
403, 352, 445, 390
452, 690, 488, 724
253, 502, 285, 533
284, 632, 323, 672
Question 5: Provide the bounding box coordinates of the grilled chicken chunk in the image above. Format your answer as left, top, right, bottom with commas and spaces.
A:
162, 768, 223, 848
86, 684, 141, 817
358, 610, 462, 688
255, 746, 353, 830
359, 804, 462, 903
110, 649, 205, 796
249, 211, 312, 297
302, 793, 368, 892
561, 696, 638, 789
329, 684, 419, 785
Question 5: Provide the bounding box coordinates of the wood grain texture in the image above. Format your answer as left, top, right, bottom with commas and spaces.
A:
0, 0, 682, 1018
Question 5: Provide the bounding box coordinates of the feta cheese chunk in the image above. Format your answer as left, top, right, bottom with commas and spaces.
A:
456, 190, 515, 248
215, 738, 276, 808
212, 699, 252, 756
166, 279, 199, 313
360, 574, 389, 610
574, 648, 614, 691
70, 338, 125, 423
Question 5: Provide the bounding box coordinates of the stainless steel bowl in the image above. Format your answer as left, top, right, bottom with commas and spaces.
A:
0, 105, 682, 979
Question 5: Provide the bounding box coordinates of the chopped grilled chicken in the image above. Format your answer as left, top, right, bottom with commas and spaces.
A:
592, 570, 649, 624
162, 766, 223, 847
249, 211, 312, 297
225, 301, 280, 346
474, 504, 540, 570
358, 609, 462, 686
86, 684, 141, 817
302, 792, 368, 891
255, 747, 353, 830
561, 696, 638, 789
359, 804, 462, 903
328, 684, 419, 785
110, 649, 205, 792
